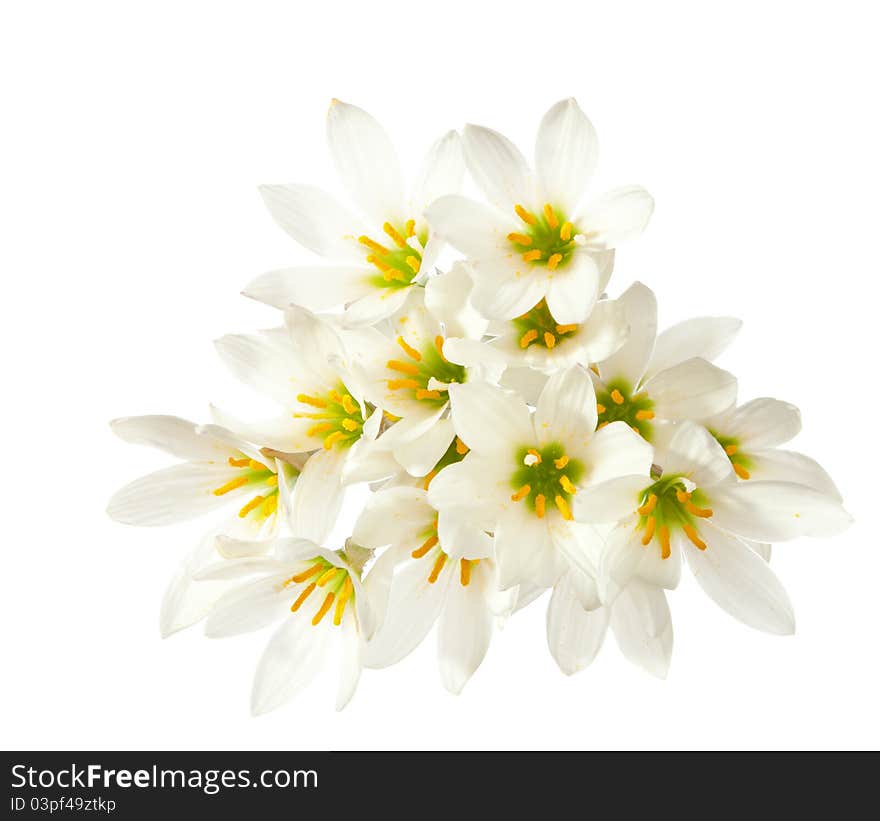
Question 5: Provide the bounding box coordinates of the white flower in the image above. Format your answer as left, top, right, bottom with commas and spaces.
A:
593, 281, 740, 443
575, 423, 852, 633
428, 366, 653, 590
196, 537, 378, 713
244, 100, 463, 326
352, 485, 516, 693
426, 98, 653, 324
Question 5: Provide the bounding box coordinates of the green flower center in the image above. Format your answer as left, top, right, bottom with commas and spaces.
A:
708, 430, 753, 480
636, 474, 714, 558
211, 453, 297, 521
509, 442, 584, 520
595, 380, 655, 440
359, 220, 426, 289
511, 298, 580, 350
293, 384, 366, 450
508, 203, 579, 272
386, 334, 466, 409
283, 556, 355, 628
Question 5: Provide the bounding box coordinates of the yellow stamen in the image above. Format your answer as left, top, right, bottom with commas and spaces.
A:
733, 464, 751, 480
265, 474, 278, 487
416, 389, 442, 400
658, 525, 671, 559
686, 502, 714, 518
559, 221, 573, 241
428, 553, 447, 584
535, 494, 546, 518
637, 493, 658, 516
547, 253, 563, 271
544, 331, 556, 348
358, 236, 391, 255
412, 535, 438, 558
289, 564, 322, 585
543, 203, 559, 229
367, 255, 406, 281
397, 336, 422, 361
597, 420, 609, 429
527, 448, 542, 464
435, 335, 447, 361
554, 455, 569, 469
641, 515, 656, 545
683, 524, 707, 550
455, 437, 469, 455
333, 577, 354, 625
383, 221, 408, 249
341, 395, 359, 415
297, 393, 327, 409
515, 204, 537, 225
422, 470, 437, 490
316, 567, 338, 587
610, 389, 625, 405
725, 444, 738, 456
596, 404, 606, 414
387, 359, 419, 375
293, 411, 330, 420
227, 456, 251, 468
404, 219, 416, 237
405, 256, 421, 273
635, 409, 655, 421
290, 582, 316, 612
261, 495, 277, 516
520, 329, 539, 348
559, 475, 577, 495
555, 495, 573, 520
507, 232, 533, 246
522, 249, 543, 262
556, 324, 578, 334
323, 431, 345, 450
312, 592, 335, 625
238, 495, 264, 518
212, 476, 248, 496
676, 489, 691, 504
460, 559, 473, 586
511, 484, 531, 502
341, 418, 359, 432
307, 422, 333, 437
249, 460, 268, 471
387, 378, 420, 390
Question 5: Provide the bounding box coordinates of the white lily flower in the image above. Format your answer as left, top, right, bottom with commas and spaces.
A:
244, 100, 464, 326
352, 485, 516, 693
428, 366, 653, 590
197, 537, 378, 713
593, 281, 740, 443
575, 423, 852, 633
426, 98, 653, 324
107, 415, 303, 635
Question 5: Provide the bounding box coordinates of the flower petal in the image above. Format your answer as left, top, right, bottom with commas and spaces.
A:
609, 580, 672, 678
438, 570, 494, 694
204, 575, 292, 638
288, 447, 346, 544
495, 504, 563, 590
427, 456, 509, 531
597, 281, 657, 389
644, 317, 742, 383
583, 422, 654, 486
534, 365, 598, 455
578, 185, 654, 248
447, 380, 533, 456
662, 421, 733, 487
424, 262, 489, 340
470, 258, 549, 320
424, 195, 512, 259
749, 449, 842, 500
242, 266, 374, 312
546, 572, 609, 675
110, 415, 230, 462
392, 419, 456, 478
719, 398, 802, 449
646, 358, 738, 422
410, 130, 465, 215
574, 476, 648, 523
352, 486, 434, 550
544, 252, 600, 325
462, 123, 532, 209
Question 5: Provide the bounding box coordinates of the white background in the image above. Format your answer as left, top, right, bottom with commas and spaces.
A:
2, 0, 878, 751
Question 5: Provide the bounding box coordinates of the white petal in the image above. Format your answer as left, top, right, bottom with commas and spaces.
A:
534, 365, 598, 455
107, 463, 234, 526
447, 380, 533, 456
335, 619, 363, 710
288, 448, 345, 544
549, 522, 602, 607
574, 476, 647, 523
544, 252, 600, 325
662, 421, 733, 487
410, 130, 465, 215
749, 449, 842, 500
470, 258, 549, 320
259, 184, 362, 260
574, 298, 629, 364
684, 523, 795, 634
644, 317, 742, 382
342, 286, 412, 327
495, 505, 563, 590
708, 481, 852, 541
392, 419, 456, 478
578, 185, 654, 248
352, 486, 433, 550
427, 456, 509, 531
609, 580, 672, 678
204, 575, 292, 638
110, 415, 230, 462
597, 281, 657, 389
646, 358, 738, 422
546, 573, 609, 675
721, 398, 802, 449
583, 422, 654, 485
462, 123, 532, 209
424, 262, 489, 340
535, 98, 598, 214
326, 99, 404, 223
424, 195, 511, 259
242, 266, 374, 312
438, 573, 494, 694
213, 329, 303, 407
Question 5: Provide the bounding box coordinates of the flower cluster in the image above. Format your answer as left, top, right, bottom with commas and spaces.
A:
108, 99, 851, 713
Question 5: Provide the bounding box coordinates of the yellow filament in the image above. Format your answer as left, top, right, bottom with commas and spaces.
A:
297, 393, 327, 409
213, 476, 248, 496
358, 236, 391, 255
543, 204, 559, 229
610, 389, 625, 405
555, 495, 573, 520
635, 409, 655, 420
547, 253, 563, 271
554, 455, 569, 469
556, 324, 578, 334
435, 335, 447, 361
658, 525, 671, 559
323, 430, 345, 450
637, 493, 658, 516
460, 559, 473, 586
405, 256, 421, 273
341, 418, 359, 432
397, 336, 422, 361
507, 232, 533, 246
404, 219, 416, 237
511, 484, 531, 502
422, 470, 437, 490
237, 495, 264, 518
341, 395, 359, 415
455, 437, 469, 455
333, 577, 354, 625
535, 494, 546, 518
227, 456, 251, 468
520, 329, 539, 348
387, 378, 420, 390
559, 221, 573, 241
527, 448, 542, 464
683, 524, 707, 550
416, 389, 442, 400
676, 489, 691, 504
307, 422, 333, 437
522, 249, 543, 262
383, 221, 408, 249
412, 535, 438, 559
686, 502, 714, 518
261, 495, 277, 516
293, 411, 330, 420
725, 444, 738, 455
290, 582, 316, 612
641, 516, 656, 545
428, 553, 447, 584
316, 567, 338, 587
559, 475, 577, 495
312, 592, 335, 625
290, 564, 322, 585
265, 474, 278, 487
733, 464, 751, 480
387, 359, 419, 375
515, 204, 537, 225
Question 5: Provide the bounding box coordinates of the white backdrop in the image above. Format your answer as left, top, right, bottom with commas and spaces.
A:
2, 0, 877, 751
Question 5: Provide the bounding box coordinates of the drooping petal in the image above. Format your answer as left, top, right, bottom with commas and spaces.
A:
575, 298, 629, 365
410, 130, 465, 216
577, 185, 654, 248
549, 522, 602, 608
597, 281, 657, 389
609, 580, 672, 678
352, 486, 434, 551
535, 98, 598, 214
204, 574, 293, 638
546, 572, 609, 675
646, 358, 738, 422
684, 523, 795, 635
447, 380, 533, 456
643, 317, 742, 383
438, 571, 494, 694
335, 617, 363, 711
287, 448, 346, 544
342, 286, 413, 327
462, 123, 533, 210
242, 266, 374, 312
661, 421, 733, 487
720, 398, 802, 449
544, 252, 601, 325
109, 415, 230, 462
495, 504, 563, 590
326, 99, 404, 224
748, 449, 842, 500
